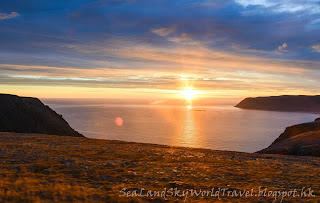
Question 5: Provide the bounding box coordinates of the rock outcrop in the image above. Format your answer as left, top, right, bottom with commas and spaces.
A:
258, 118, 320, 156
235, 95, 320, 112
0, 94, 83, 137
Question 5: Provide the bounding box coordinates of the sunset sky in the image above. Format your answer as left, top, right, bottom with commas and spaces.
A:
0, 0, 320, 100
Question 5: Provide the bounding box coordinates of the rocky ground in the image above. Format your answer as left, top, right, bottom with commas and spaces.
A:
0, 132, 319, 202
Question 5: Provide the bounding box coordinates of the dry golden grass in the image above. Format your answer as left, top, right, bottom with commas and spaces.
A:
0, 132, 319, 202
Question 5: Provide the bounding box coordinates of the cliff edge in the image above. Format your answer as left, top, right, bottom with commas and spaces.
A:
0, 94, 83, 137
258, 118, 320, 156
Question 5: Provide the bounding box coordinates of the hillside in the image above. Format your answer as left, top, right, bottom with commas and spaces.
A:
0, 94, 82, 137
0, 132, 319, 202
235, 95, 320, 112
258, 118, 320, 156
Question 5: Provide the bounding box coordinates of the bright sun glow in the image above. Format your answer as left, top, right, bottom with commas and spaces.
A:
181, 88, 198, 101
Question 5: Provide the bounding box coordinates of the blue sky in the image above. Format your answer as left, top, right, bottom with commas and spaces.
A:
0, 0, 320, 98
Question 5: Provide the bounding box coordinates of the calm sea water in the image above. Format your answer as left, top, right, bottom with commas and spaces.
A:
43, 99, 319, 153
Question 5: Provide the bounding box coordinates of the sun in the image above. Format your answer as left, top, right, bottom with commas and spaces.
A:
181, 88, 198, 101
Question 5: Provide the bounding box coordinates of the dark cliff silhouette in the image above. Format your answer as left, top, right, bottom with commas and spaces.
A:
0, 94, 83, 137
235, 95, 320, 112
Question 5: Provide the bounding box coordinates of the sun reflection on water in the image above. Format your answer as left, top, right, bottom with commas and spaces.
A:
173, 108, 202, 148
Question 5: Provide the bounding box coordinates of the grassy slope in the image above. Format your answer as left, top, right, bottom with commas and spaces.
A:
0, 133, 319, 202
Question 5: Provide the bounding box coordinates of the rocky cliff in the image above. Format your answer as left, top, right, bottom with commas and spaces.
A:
235, 95, 320, 112
258, 118, 320, 156
0, 94, 83, 137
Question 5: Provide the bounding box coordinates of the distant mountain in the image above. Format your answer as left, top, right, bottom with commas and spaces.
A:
257, 118, 320, 157
0, 94, 83, 137
235, 95, 320, 112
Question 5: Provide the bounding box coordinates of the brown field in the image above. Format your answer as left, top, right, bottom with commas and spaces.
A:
0, 132, 319, 202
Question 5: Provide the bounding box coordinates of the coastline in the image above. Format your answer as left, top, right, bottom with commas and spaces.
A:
0, 132, 319, 202
235, 106, 320, 114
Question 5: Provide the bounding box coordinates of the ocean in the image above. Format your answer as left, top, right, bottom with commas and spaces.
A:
43, 99, 319, 153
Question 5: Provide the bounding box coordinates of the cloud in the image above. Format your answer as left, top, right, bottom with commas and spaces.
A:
168, 33, 192, 43
0, 12, 19, 20
278, 43, 288, 52
311, 44, 320, 53
235, 0, 320, 14
151, 27, 175, 37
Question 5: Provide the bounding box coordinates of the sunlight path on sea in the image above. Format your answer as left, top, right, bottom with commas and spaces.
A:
173, 109, 203, 148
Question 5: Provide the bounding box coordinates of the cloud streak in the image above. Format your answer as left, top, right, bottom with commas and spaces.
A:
0, 11, 19, 20
312, 44, 320, 53
151, 27, 175, 37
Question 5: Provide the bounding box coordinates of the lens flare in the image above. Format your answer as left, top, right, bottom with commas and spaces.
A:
115, 117, 123, 126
